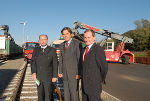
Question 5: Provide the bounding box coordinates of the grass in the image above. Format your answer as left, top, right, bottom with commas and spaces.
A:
132, 51, 147, 57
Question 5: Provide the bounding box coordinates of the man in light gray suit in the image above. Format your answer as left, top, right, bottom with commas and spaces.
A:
58, 27, 80, 101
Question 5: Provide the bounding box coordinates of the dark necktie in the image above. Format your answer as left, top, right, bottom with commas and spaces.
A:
42, 48, 44, 52
83, 47, 89, 62
65, 42, 68, 51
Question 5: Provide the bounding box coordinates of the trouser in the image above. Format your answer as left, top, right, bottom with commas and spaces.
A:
37, 81, 53, 101
82, 83, 102, 101
63, 79, 79, 101
82, 91, 102, 101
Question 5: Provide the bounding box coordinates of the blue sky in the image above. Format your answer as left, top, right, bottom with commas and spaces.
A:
0, 0, 149, 45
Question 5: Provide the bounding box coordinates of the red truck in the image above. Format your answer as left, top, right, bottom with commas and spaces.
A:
72, 21, 134, 64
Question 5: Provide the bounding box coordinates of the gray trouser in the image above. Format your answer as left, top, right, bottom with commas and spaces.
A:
63, 79, 79, 101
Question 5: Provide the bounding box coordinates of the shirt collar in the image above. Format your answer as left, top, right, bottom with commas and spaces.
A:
66, 38, 72, 45
41, 45, 47, 49
87, 42, 95, 50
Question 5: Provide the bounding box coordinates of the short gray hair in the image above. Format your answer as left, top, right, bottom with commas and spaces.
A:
39, 34, 48, 39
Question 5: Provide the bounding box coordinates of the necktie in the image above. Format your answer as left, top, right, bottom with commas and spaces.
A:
83, 47, 89, 62
65, 42, 68, 51
42, 48, 44, 52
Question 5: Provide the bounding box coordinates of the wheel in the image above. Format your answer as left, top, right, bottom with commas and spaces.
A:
122, 55, 129, 64
24, 58, 27, 61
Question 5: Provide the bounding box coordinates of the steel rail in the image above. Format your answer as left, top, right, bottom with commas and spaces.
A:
11, 61, 27, 101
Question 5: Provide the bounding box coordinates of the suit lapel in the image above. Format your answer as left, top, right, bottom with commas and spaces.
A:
44, 46, 50, 54
68, 39, 74, 51
39, 46, 50, 55
62, 42, 65, 54
39, 47, 43, 54
81, 47, 86, 63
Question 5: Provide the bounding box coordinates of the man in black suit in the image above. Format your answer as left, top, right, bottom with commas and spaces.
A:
58, 27, 80, 101
79, 29, 108, 101
31, 34, 58, 101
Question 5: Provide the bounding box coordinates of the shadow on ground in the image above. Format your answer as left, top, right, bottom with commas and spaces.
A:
0, 69, 18, 97
8, 54, 24, 60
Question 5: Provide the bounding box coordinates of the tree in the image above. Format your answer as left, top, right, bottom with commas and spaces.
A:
141, 18, 150, 28
123, 27, 150, 51
134, 18, 150, 29
134, 20, 142, 29
97, 18, 150, 51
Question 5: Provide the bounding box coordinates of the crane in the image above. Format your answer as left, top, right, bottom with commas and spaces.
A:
72, 21, 134, 64
0, 25, 10, 36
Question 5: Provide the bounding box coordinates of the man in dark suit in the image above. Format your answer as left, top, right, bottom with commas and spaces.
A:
79, 29, 108, 101
31, 34, 58, 101
58, 27, 80, 101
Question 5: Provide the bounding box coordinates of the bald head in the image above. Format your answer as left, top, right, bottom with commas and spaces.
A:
39, 34, 48, 40
39, 34, 48, 47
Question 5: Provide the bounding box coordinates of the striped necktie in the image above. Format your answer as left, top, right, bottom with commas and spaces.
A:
65, 42, 68, 51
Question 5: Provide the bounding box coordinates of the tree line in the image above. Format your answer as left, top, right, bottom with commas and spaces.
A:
122, 18, 150, 51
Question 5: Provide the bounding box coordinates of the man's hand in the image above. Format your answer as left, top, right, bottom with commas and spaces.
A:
32, 73, 36, 82
76, 75, 81, 79
58, 74, 63, 78
52, 77, 57, 82
101, 81, 106, 85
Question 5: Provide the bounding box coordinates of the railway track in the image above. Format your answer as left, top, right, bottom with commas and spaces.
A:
0, 62, 64, 101
17, 63, 38, 101
0, 60, 119, 101
0, 60, 6, 64
0, 61, 27, 101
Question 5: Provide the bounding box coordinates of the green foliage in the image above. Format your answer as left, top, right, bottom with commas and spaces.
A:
134, 18, 150, 29
96, 18, 150, 51
123, 18, 150, 51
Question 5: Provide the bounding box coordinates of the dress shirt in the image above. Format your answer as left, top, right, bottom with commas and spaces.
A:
41, 45, 47, 52
65, 38, 72, 47
83, 42, 95, 60
41, 45, 47, 49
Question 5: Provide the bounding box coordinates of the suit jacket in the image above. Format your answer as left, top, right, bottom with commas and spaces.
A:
59, 39, 81, 81
80, 43, 108, 94
31, 46, 58, 82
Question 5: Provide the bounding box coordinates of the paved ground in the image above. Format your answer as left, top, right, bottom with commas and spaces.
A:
1, 56, 150, 101
103, 63, 150, 101
0, 55, 24, 96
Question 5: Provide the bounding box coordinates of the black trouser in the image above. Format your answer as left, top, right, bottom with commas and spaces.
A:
37, 81, 52, 101
82, 86, 102, 101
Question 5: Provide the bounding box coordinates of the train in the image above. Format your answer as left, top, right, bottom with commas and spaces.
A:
23, 42, 40, 61
0, 25, 23, 60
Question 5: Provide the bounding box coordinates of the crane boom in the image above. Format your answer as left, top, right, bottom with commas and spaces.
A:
72, 21, 133, 43
0, 25, 9, 32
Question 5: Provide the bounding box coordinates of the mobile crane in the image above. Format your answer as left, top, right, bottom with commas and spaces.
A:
72, 21, 134, 64
0, 25, 10, 37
